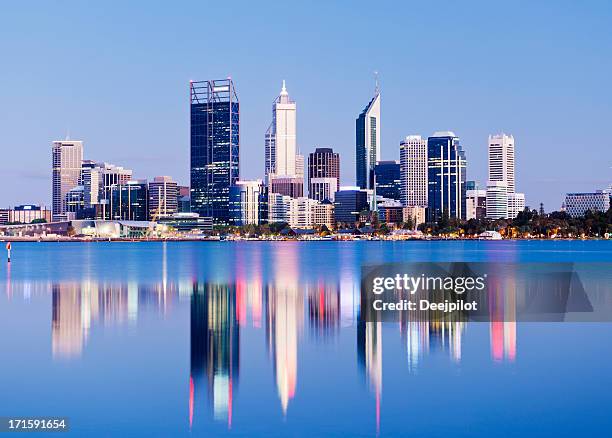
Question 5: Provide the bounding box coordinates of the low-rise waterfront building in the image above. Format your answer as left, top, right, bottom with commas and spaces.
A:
334, 187, 368, 226
564, 191, 611, 217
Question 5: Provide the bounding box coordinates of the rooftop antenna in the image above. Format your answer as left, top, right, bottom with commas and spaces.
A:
374, 71, 380, 95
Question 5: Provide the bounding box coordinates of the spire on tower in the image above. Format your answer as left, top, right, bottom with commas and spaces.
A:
374, 71, 380, 95
280, 80, 288, 96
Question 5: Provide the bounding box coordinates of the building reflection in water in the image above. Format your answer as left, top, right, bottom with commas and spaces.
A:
307, 281, 340, 339
357, 320, 382, 433
265, 244, 303, 415
489, 269, 517, 363
190, 283, 239, 428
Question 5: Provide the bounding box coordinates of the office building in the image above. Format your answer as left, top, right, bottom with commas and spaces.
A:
488, 134, 515, 194
564, 191, 611, 217
507, 192, 525, 219
65, 186, 85, 218
265, 81, 297, 182
229, 179, 268, 226
52, 140, 83, 221
309, 177, 338, 202
270, 176, 303, 198
334, 187, 368, 225
308, 147, 340, 195
109, 179, 149, 221
377, 200, 403, 225
466, 187, 487, 220
486, 181, 508, 220
427, 132, 467, 222
356, 89, 380, 189
374, 161, 401, 202
400, 135, 428, 207
268, 193, 292, 224
190, 79, 239, 225
0, 205, 52, 225
312, 200, 335, 229
148, 176, 179, 220
295, 153, 304, 179
289, 197, 318, 229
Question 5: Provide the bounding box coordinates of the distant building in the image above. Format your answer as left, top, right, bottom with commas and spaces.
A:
334, 188, 368, 225
486, 181, 508, 219
374, 161, 401, 202
427, 132, 467, 222
402, 206, 426, 229
356, 90, 380, 190
488, 134, 515, 194
148, 176, 179, 220
564, 191, 611, 217
0, 205, 52, 225
400, 135, 428, 207
268, 193, 292, 224
177, 186, 190, 213
270, 176, 303, 198
466, 188, 487, 220
109, 179, 149, 221
81, 162, 133, 219
377, 200, 403, 225
295, 153, 304, 180
190, 79, 239, 225
265, 81, 297, 183
507, 192, 526, 219
229, 180, 268, 226
312, 200, 335, 229
52, 140, 83, 221
65, 186, 85, 219
289, 197, 318, 229
157, 213, 213, 233
309, 177, 338, 202
308, 147, 340, 196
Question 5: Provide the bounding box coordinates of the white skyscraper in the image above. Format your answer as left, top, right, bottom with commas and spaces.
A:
356, 89, 381, 189
52, 140, 83, 221
486, 181, 508, 219
399, 135, 428, 207
488, 134, 515, 194
265, 81, 297, 183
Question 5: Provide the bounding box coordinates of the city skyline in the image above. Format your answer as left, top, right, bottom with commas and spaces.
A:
1, 1, 611, 210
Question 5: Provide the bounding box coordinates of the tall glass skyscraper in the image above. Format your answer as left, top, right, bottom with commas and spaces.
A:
190, 79, 239, 225
373, 160, 400, 201
265, 81, 297, 184
355, 91, 380, 190
427, 132, 467, 222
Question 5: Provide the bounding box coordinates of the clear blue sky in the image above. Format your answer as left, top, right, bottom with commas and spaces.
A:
1, 0, 611, 210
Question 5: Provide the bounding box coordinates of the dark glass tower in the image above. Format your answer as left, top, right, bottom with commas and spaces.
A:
190, 79, 239, 225
427, 132, 467, 222
373, 160, 401, 201
355, 92, 380, 190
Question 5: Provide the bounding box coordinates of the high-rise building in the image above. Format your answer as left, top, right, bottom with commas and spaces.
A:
486, 181, 508, 220
65, 186, 85, 218
295, 153, 304, 180
334, 187, 368, 225
308, 147, 340, 196
265, 81, 297, 183
190, 79, 239, 225
488, 134, 515, 194
81, 162, 133, 219
109, 179, 149, 221
427, 132, 467, 222
148, 176, 179, 220
356, 89, 380, 190
52, 140, 83, 221
373, 161, 400, 201
270, 176, 303, 198
229, 179, 268, 226
402, 206, 426, 228
309, 177, 338, 202
400, 135, 428, 207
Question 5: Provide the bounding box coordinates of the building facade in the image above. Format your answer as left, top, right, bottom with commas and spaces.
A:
466, 189, 487, 220
564, 191, 611, 217
427, 132, 467, 222
312, 201, 335, 229
486, 181, 508, 220
109, 180, 149, 221
488, 134, 515, 194
229, 180, 268, 226
288, 197, 318, 229
507, 192, 525, 219
52, 140, 83, 221
309, 177, 338, 202
334, 188, 368, 225
190, 79, 239, 225
268, 193, 292, 224
373, 161, 401, 202
400, 135, 428, 207
402, 206, 426, 229
308, 147, 340, 195
0, 205, 52, 225
265, 81, 297, 183
356, 91, 380, 190
148, 176, 179, 220
270, 176, 303, 198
